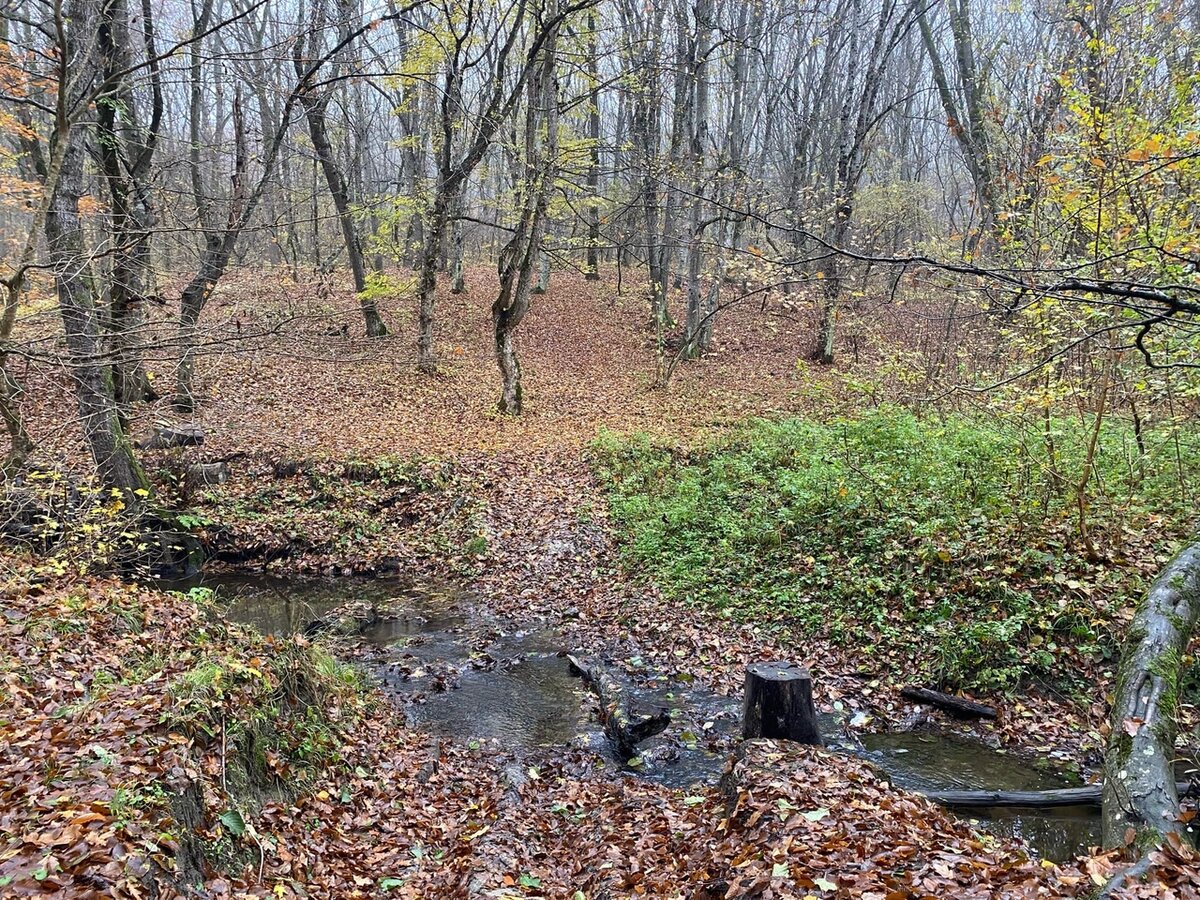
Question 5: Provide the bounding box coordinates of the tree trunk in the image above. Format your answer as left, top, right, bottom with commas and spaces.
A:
45, 2, 149, 494
0, 359, 32, 471
494, 314, 524, 414
815, 263, 840, 365
0, 13, 70, 472
97, 0, 159, 405
300, 94, 388, 335
531, 250, 550, 295
915, 0, 999, 247
624, 0, 669, 344
450, 201, 467, 294
1102, 541, 1200, 853
658, 0, 691, 317
492, 20, 559, 414
416, 191, 449, 374
683, 0, 711, 359
584, 10, 602, 281
295, 11, 387, 338
174, 268, 210, 413
742, 662, 822, 745
401, 81, 427, 269
815, 213, 851, 364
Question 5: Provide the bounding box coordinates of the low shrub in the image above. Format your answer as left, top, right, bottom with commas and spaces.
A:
593, 407, 1198, 692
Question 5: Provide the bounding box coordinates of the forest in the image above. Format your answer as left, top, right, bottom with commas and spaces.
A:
1, 0, 1199, 895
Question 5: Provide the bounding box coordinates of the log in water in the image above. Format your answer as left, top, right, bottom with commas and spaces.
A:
567, 654, 670, 758
900, 686, 997, 720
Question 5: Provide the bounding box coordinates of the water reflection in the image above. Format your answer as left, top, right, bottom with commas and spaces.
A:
861, 732, 1100, 861
178, 572, 1101, 860
409, 654, 587, 746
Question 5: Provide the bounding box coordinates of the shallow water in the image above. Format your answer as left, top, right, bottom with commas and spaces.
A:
167, 572, 367, 635
185, 572, 1101, 861
860, 732, 1100, 861
408, 653, 587, 746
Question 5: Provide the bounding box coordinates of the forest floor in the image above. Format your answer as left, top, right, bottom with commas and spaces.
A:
4, 266, 1199, 896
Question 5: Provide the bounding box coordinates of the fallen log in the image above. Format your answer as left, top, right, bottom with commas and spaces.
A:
567, 654, 670, 758
135, 423, 205, 451
1100, 540, 1200, 893
925, 786, 1102, 808
900, 686, 997, 720
922, 782, 1193, 810
743, 661, 822, 745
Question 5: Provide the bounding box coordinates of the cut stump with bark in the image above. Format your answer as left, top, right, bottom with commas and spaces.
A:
743, 661, 822, 745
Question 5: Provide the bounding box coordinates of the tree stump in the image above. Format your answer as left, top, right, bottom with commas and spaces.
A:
185, 461, 229, 490
742, 661, 822, 745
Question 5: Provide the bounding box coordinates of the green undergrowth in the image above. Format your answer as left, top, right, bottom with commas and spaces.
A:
159, 601, 368, 877
166, 592, 365, 778
593, 407, 1199, 694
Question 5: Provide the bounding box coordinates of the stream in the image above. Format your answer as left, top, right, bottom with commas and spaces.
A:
173, 573, 1101, 861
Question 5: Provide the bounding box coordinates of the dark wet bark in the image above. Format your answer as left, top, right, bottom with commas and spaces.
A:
294, 8, 387, 337
96, 0, 162, 406
813, 0, 913, 364
742, 661, 822, 745
928, 783, 1191, 810
623, 0, 668, 335
682, 0, 711, 359
900, 686, 997, 720
298, 94, 388, 335
0, 359, 32, 472
584, 10, 602, 281
450, 201, 467, 294
815, 215, 851, 364
417, 191, 449, 373
174, 93, 248, 416
492, 21, 559, 414
568, 654, 670, 758
916, 0, 1000, 245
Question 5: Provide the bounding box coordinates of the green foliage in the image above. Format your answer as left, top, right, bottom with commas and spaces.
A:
109, 783, 170, 829
594, 408, 1198, 692
358, 272, 415, 304
463, 534, 489, 557
175, 511, 213, 530
164, 629, 360, 777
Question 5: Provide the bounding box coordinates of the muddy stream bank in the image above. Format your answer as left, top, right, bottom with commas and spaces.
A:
169, 573, 1101, 862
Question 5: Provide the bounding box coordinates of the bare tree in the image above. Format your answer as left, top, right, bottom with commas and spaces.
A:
413, 0, 597, 374
44, 0, 149, 491
493, 11, 561, 413
916, 0, 1000, 245
294, 0, 388, 336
